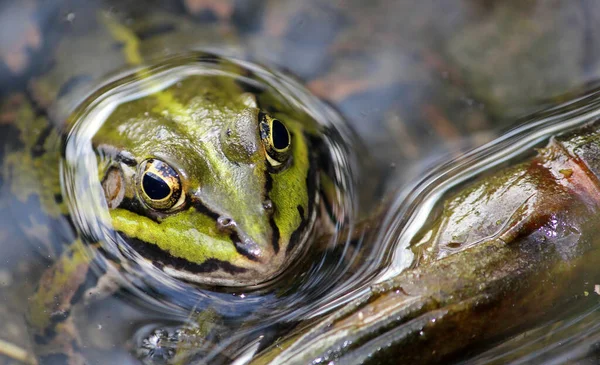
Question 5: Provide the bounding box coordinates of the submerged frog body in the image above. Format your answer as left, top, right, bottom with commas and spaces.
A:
0, 12, 352, 363
12, 47, 352, 363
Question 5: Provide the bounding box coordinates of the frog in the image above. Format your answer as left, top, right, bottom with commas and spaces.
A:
1, 11, 355, 365
4, 2, 600, 365
93, 74, 318, 287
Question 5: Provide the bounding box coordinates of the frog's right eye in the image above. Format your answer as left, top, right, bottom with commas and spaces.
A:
259, 113, 292, 171
138, 159, 184, 211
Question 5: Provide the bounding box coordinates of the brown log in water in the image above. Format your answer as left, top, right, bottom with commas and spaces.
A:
253, 122, 600, 364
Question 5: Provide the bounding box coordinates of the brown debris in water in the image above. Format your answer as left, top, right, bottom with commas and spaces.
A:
184, 0, 234, 21
0, 2, 41, 75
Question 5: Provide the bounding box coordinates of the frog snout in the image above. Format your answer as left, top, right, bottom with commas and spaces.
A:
221, 108, 262, 163
216, 216, 236, 230
216, 215, 263, 260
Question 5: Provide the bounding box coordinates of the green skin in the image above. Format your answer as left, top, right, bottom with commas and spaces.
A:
20, 72, 318, 362
31, 80, 318, 361
4, 14, 325, 364
96, 74, 314, 286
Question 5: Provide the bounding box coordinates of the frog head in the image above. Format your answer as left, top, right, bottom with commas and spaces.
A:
95, 75, 317, 286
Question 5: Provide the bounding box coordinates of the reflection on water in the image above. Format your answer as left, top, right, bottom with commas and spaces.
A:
249, 85, 600, 364
378, 85, 600, 283
3, 1, 600, 364
466, 302, 600, 364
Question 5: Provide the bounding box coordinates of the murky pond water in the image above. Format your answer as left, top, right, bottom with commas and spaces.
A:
3, 1, 600, 364
57, 52, 361, 363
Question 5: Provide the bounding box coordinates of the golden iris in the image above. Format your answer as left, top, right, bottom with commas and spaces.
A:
259, 113, 292, 170
139, 159, 183, 210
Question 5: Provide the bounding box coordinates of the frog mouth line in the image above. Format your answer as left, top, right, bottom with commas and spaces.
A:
122, 234, 248, 277
187, 199, 265, 262
229, 232, 262, 262
111, 195, 269, 264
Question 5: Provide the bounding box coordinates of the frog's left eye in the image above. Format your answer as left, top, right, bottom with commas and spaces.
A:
259, 113, 292, 169
138, 159, 184, 211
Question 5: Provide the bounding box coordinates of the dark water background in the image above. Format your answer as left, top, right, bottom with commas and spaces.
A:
2, 1, 600, 364
4, 1, 600, 184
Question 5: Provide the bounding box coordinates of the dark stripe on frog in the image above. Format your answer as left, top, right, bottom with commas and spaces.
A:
34, 319, 84, 362
24, 82, 69, 157
116, 150, 137, 166
125, 235, 247, 275
118, 196, 160, 223
188, 196, 264, 261
269, 216, 281, 255
96, 244, 122, 266
24, 89, 51, 117
307, 131, 335, 176
119, 194, 216, 223
229, 233, 261, 262
188, 197, 221, 220
33, 239, 99, 346
134, 23, 176, 40
306, 131, 335, 220
33, 311, 69, 345
263, 161, 281, 254
258, 111, 269, 139
306, 138, 318, 216
287, 206, 308, 255
117, 195, 260, 262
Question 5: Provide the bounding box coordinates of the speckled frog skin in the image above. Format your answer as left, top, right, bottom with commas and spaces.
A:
21, 64, 324, 364
7, 14, 335, 364
96, 74, 317, 287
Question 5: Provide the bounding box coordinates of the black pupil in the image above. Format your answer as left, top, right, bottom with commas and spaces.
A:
272, 119, 289, 150
143, 172, 171, 200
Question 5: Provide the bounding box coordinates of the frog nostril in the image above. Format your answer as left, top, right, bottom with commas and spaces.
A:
234, 236, 261, 260
217, 216, 236, 230
262, 200, 273, 212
